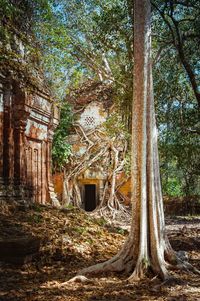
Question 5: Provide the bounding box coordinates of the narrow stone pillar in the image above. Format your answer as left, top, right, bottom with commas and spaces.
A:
0, 84, 4, 190
47, 127, 60, 206
12, 85, 29, 200
3, 87, 13, 186
13, 120, 27, 186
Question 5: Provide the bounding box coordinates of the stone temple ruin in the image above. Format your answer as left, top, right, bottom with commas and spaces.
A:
60, 81, 131, 212
0, 76, 59, 205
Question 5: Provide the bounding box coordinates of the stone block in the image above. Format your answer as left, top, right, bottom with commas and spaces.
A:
0, 235, 40, 265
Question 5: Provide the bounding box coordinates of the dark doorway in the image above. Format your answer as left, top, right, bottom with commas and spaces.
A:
84, 184, 96, 211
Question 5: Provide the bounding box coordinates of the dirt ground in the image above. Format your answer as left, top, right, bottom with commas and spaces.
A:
0, 204, 199, 301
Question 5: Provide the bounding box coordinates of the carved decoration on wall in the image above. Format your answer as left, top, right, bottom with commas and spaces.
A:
0, 76, 59, 205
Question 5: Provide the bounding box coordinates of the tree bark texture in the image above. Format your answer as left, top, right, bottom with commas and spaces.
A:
78, 0, 190, 281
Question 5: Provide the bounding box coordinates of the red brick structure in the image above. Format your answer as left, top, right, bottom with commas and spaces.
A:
0, 75, 59, 205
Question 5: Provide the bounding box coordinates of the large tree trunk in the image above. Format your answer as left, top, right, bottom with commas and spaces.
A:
78, 0, 198, 281
127, 0, 172, 280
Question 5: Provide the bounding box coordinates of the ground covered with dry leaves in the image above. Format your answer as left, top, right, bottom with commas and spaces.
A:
0, 204, 199, 301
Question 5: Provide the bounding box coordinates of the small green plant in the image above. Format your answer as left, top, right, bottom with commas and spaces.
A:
95, 217, 107, 227
86, 238, 93, 245
28, 214, 43, 224
73, 226, 87, 235
116, 228, 126, 235
63, 203, 75, 210
124, 151, 131, 176
32, 203, 43, 213
52, 102, 73, 171
142, 257, 149, 269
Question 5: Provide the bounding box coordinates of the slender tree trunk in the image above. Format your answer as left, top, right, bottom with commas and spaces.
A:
78, 0, 197, 281
152, 2, 200, 111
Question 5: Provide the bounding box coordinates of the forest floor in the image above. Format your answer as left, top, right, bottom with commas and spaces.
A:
0, 203, 199, 301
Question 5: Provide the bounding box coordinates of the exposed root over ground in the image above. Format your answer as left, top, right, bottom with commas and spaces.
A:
91, 204, 131, 229
0, 203, 199, 301
62, 123, 129, 215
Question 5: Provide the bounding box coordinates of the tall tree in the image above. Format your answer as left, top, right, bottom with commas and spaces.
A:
34, 1, 199, 197
78, 0, 198, 281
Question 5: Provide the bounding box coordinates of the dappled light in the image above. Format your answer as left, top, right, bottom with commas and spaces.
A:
0, 0, 199, 300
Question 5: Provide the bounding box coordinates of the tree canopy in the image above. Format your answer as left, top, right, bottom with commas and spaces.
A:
1, 0, 199, 197
38, 0, 199, 197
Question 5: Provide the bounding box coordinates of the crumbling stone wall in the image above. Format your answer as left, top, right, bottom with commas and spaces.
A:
0, 75, 59, 205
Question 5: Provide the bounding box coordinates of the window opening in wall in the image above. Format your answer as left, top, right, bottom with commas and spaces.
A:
84, 184, 96, 211
84, 116, 95, 127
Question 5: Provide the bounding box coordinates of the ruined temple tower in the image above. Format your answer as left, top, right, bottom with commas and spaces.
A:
0, 75, 59, 205
57, 81, 131, 211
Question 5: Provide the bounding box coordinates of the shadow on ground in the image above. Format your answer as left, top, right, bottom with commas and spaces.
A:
0, 204, 199, 301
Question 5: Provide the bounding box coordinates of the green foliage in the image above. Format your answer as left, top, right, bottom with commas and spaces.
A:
142, 257, 150, 268
95, 217, 107, 227
44, 0, 199, 196
103, 112, 130, 140
162, 176, 183, 197
28, 213, 43, 224
1, 0, 199, 197
73, 226, 87, 235
52, 102, 73, 171
63, 203, 75, 210
116, 227, 126, 235
0, 0, 51, 88
32, 203, 44, 213
155, 54, 200, 196
152, 0, 200, 197
124, 151, 131, 176
32, 0, 133, 119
